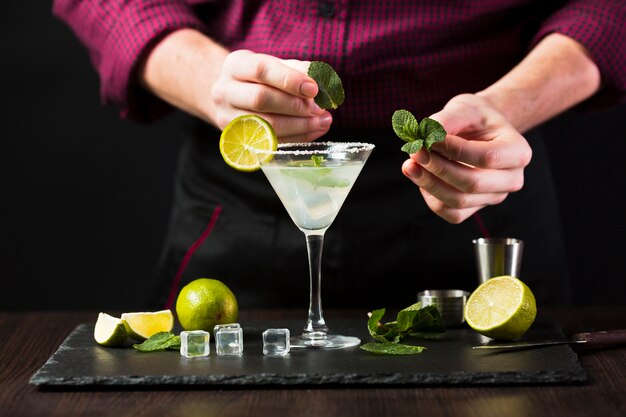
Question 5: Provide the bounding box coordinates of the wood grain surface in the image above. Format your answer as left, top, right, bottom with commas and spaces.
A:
1, 307, 625, 417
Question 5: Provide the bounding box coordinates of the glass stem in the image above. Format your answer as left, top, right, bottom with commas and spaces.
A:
303, 231, 329, 338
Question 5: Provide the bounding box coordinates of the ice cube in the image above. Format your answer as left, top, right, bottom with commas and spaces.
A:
262, 328, 290, 356
302, 191, 338, 221
180, 330, 210, 358
213, 323, 240, 338
215, 326, 243, 356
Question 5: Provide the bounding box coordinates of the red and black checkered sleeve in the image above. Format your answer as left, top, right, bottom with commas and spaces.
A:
531, 0, 626, 108
53, 0, 207, 122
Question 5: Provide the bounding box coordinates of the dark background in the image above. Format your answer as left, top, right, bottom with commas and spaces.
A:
2, 4, 625, 311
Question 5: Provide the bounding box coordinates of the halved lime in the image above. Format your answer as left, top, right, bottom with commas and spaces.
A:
94, 312, 128, 347
219, 114, 278, 172
120, 309, 174, 341
464, 275, 537, 341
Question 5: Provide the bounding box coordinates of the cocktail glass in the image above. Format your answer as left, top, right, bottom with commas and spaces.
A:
251, 142, 374, 349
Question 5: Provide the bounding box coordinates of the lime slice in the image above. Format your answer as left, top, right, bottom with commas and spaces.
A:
219, 114, 278, 172
464, 275, 537, 341
120, 309, 174, 341
94, 312, 128, 347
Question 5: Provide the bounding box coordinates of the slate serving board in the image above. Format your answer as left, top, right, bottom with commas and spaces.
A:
30, 318, 586, 388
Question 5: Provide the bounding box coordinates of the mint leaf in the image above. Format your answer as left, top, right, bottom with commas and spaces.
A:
380, 324, 402, 343
308, 61, 345, 110
367, 309, 397, 343
392, 110, 420, 143
367, 308, 386, 336
398, 304, 446, 333
392, 109, 446, 154
396, 302, 424, 332
401, 141, 423, 154
310, 155, 324, 167
133, 332, 181, 352
420, 117, 446, 151
360, 342, 425, 355
285, 167, 350, 188
366, 304, 445, 343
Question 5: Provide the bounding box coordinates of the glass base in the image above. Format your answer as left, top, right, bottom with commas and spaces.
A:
290, 334, 361, 349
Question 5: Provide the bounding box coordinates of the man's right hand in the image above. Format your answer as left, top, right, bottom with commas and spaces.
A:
210, 49, 332, 142
140, 29, 331, 142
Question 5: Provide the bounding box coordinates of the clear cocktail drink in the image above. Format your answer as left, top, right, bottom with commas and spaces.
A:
260, 161, 363, 231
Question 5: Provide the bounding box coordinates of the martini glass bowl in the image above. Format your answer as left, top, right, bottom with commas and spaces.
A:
252, 142, 374, 349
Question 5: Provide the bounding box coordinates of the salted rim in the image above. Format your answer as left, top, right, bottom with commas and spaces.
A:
252, 141, 375, 155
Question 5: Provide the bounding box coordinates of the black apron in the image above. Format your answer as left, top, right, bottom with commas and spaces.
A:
149, 117, 570, 310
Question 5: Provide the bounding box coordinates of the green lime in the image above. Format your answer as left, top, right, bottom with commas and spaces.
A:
120, 309, 174, 341
464, 275, 537, 341
94, 312, 128, 347
219, 114, 278, 172
175, 278, 239, 331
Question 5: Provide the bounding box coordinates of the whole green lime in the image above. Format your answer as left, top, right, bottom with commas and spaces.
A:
175, 278, 239, 331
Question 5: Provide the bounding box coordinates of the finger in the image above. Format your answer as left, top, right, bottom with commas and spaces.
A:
281, 59, 311, 74
419, 188, 484, 224
223, 110, 332, 139
410, 151, 524, 194
429, 94, 488, 136
227, 81, 323, 116
231, 53, 318, 99
428, 94, 532, 169
402, 159, 509, 209
280, 129, 329, 143
431, 133, 533, 170
268, 112, 332, 139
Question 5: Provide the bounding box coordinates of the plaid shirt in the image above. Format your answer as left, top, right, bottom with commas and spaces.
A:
54, 0, 625, 127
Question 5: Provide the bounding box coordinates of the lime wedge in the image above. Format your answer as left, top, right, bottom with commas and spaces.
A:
94, 312, 128, 347
219, 114, 278, 172
464, 275, 537, 341
120, 309, 174, 341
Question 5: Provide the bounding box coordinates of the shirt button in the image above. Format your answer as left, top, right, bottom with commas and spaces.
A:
318, 2, 335, 18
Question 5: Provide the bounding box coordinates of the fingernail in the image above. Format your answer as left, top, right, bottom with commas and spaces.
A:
300, 81, 317, 97
403, 160, 422, 178
319, 114, 332, 128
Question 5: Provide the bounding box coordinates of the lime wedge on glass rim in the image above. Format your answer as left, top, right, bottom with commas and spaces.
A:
219, 115, 278, 171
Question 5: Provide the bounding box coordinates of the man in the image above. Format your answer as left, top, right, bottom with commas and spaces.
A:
53, 1, 625, 308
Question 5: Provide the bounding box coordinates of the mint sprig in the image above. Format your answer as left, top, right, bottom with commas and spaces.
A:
133, 331, 181, 352
392, 109, 446, 154
310, 155, 324, 167
308, 61, 345, 110
360, 302, 446, 356
286, 168, 350, 188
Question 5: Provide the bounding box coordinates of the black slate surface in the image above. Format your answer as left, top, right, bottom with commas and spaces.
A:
30, 319, 586, 388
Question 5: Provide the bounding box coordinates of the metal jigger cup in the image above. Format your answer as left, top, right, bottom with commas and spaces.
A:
472, 238, 524, 284
417, 290, 469, 326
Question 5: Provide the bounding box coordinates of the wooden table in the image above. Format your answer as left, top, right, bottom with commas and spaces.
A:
1, 307, 625, 417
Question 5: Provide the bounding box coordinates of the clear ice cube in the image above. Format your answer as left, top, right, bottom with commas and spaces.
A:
180, 330, 210, 358
213, 322, 241, 338
262, 328, 290, 356
302, 191, 338, 221
215, 325, 243, 356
